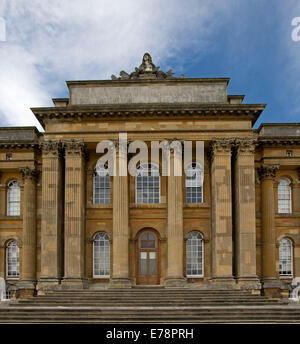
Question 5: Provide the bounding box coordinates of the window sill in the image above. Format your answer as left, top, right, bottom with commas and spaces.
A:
0, 216, 22, 220
276, 213, 298, 217
6, 278, 19, 281
87, 204, 112, 209
93, 276, 110, 279
184, 203, 210, 208
130, 203, 166, 208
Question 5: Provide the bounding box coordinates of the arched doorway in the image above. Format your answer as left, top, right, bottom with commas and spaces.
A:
136, 228, 160, 285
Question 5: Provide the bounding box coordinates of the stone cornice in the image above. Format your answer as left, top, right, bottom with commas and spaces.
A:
31, 104, 265, 128
258, 136, 300, 146
257, 164, 280, 181
0, 143, 39, 150
19, 166, 40, 182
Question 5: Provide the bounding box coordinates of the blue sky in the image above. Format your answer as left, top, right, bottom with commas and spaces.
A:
0, 0, 299, 131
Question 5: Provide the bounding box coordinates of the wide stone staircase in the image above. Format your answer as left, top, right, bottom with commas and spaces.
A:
0, 288, 299, 323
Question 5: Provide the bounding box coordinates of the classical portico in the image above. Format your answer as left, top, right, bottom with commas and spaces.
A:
0, 54, 299, 299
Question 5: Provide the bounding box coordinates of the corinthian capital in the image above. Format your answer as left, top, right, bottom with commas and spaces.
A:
40, 140, 63, 157
209, 138, 233, 161
19, 166, 40, 182
257, 164, 279, 181
63, 139, 88, 160
235, 138, 257, 154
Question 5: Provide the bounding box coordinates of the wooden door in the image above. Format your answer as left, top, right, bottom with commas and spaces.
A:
136, 229, 160, 285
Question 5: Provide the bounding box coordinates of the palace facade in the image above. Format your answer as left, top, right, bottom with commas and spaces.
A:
0, 54, 299, 299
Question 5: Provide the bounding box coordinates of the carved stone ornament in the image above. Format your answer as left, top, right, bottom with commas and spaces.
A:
40, 140, 63, 157
208, 138, 234, 161
257, 164, 280, 181
234, 138, 257, 154
111, 53, 184, 80
63, 139, 88, 160
19, 166, 40, 182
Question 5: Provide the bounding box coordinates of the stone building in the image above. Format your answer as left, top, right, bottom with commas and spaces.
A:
0, 54, 299, 299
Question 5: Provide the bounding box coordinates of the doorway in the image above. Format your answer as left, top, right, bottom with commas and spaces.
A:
136, 229, 160, 285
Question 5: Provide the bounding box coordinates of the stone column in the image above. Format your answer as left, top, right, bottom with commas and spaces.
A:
111, 141, 131, 287
210, 138, 235, 287
38, 141, 64, 293
257, 164, 280, 297
18, 167, 39, 298
165, 146, 185, 287
234, 140, 260, 290
62, 140, 87, 289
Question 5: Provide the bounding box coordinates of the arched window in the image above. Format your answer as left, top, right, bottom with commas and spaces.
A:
186, 231, 204, 277
278, 178, 292, 214
136, 163, 160, 204
7, 181, 20, 216
93, 165, 110, 204
93, 232, 110, 278
185, 163, 203, 203
279, 238, 293, 277
6, 240, 19, 278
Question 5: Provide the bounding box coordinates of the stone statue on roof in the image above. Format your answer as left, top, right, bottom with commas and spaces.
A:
111, 53, 184, 80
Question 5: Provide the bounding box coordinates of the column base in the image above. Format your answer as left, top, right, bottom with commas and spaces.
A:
109, 278, 132, 288
18, 280, 36, 299
261, 278, 281, 298
37, 278, 61, 295
210, 276, 237, 289
164, 277, 187, 288
237, 276, 261, 291
61, 278, 88, 290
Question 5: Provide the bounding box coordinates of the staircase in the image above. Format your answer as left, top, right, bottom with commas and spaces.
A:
0, 288, 299, 323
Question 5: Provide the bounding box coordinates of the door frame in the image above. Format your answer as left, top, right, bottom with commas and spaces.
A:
136, 228, 160, 285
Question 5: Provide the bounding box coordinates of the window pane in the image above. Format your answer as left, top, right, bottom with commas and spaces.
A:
93, 232, 110, 277
185, 164, 203, 204
186, 232, 203, 277
93, 168, 110, 204
136, 164, 160, 204
141, 252, 147, 275
149, 252, 156, 274
7, 181, 20, 216
278, 179, 291, 214
6, 241, 19, 278
279, 238, 293, 276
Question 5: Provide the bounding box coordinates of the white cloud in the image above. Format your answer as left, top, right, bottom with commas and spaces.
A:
0, 0, 235, 130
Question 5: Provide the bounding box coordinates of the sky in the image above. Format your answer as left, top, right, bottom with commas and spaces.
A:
0, 0, 299, 131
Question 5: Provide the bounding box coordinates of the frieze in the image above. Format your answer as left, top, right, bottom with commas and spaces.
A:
257, 164, 280, 181
111, 53, 184, 80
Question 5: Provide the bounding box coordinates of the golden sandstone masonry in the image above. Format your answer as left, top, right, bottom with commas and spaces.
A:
0, 54, 299, 299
